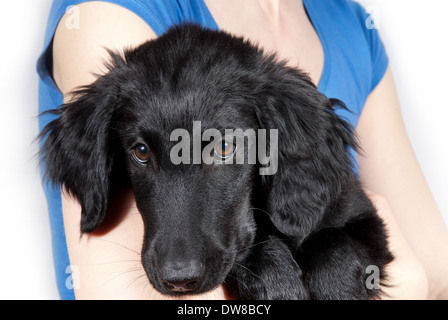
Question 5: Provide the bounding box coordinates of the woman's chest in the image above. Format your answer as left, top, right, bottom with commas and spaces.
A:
203, 0, 324, 86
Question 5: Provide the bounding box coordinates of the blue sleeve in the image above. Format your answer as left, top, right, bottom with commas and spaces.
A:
349, 1, 389, 92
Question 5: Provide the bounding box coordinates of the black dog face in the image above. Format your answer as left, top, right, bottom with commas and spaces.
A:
116, 84, 260, 294
40, 25, 381, 298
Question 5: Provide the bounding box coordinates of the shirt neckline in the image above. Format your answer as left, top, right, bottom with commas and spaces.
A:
199, 0, 330, 92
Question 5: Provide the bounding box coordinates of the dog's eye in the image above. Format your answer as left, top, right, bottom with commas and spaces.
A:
134, 144, 150, 164
214, 139, 236, 160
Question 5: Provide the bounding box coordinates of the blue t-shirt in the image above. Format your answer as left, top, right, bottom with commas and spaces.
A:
37, 0, 388, 300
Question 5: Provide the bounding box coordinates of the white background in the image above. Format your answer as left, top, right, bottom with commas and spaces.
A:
0, 0, 446, 299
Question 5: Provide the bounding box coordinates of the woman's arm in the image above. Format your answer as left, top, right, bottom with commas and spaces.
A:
53, 1, 226, 299
357, 67, 448, 299
53, 2, 156, 93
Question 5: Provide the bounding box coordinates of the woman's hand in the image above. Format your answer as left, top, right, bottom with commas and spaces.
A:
365, 191, 429, 299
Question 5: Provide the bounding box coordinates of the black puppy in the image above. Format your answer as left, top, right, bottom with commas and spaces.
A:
40, 24, 392, 299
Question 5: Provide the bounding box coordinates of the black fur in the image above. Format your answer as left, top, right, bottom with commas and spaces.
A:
39, 24, 393, 299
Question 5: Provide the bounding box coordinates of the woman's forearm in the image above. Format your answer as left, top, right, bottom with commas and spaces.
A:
357, 67, 448, 298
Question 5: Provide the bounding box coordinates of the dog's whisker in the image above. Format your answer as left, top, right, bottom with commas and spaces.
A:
92, 238, 141, 256
84, 259, 141, 267
141, 281, 152, 300
143, 282, 151, 300
225, 273, 253, 294
101, 267, 145, 288
147, 283, 164, 301
249, 207, 273, 218
109, 266, 143, 276
251, 237, 290, 248
126, 272, 148, 289
145, 284, 155, 300
226, 237, 289, 256
233, 262, 267, 285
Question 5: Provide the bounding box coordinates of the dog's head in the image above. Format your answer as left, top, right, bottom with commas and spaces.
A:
40, 25, 357, 296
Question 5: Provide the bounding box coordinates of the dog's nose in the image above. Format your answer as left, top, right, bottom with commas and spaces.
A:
160, 260, 203, 293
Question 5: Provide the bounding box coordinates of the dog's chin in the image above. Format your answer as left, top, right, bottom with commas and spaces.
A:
151, 281, 222, 298
146, 272, 228, 298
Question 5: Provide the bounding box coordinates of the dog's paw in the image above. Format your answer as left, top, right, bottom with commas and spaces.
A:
228, 236, 309, 300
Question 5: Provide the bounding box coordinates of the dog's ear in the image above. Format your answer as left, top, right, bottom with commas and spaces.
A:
39, 75, 121, 234
254, 67, 357, 243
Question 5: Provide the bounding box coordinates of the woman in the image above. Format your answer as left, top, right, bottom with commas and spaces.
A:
37, 0, 448, 299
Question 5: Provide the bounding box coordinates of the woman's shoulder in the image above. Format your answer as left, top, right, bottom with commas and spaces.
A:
44, 0, 216, 39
